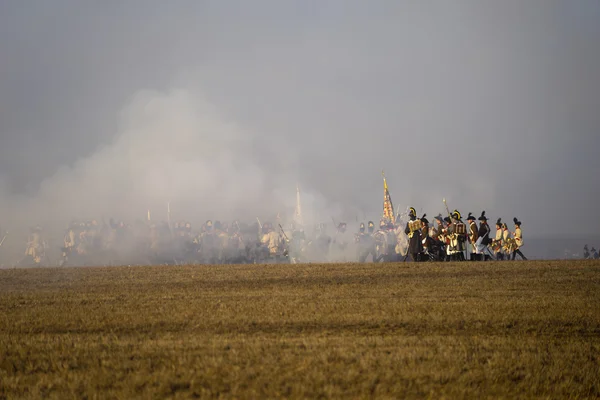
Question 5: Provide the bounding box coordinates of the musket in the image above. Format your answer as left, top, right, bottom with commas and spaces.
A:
278, 224, 290, 242
256, 217, 262, 230
442, 198, 452, 219
0, 232, 7, 248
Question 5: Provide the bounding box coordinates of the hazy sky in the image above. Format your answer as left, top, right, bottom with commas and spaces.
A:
1, 1, 599, 236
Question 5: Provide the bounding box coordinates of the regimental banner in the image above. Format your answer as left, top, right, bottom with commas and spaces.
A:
382, 171, 395, 224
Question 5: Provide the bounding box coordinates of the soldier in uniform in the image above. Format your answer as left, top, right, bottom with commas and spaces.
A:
225, 221, 245, 263
441, 217, 453, 261
201, 220, 219, 264
313, 223, 332, 261
330, 222, 351, 261
467, 213, 479, 261
428, 215, 445, 261
355, 222, 375, 263
404, 207, 423, 262
511, 218, 527, 260
288, 223, 306, 264
491, 218, 504, 260
502, 222, 513, 259
373, 220, 388, 262
592, 247, 599, 259
420, 215, 430, 261
394, 221, 409, 261
448, 210, 466, 261
583, 245, 590, 259
24, 226, 46, 266
261, 222, 282, 262
476, 211, 491, 260
60, 222, 78, 267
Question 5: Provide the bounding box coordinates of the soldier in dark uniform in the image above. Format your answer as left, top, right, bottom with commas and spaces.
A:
404, 207, 423, 262
355, 222, 376, 262
583, 245, 590, 259
477, 211, 491, 260
420, 214, 430, 261
289, 224, 306, 264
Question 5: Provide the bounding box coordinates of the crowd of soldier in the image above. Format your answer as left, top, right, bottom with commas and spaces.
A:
17, 209, 527, 267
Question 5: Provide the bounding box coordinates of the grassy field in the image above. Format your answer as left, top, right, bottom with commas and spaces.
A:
0, 260, 599, 399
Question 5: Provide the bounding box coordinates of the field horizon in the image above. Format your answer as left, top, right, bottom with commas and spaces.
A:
1, 260, 599, 398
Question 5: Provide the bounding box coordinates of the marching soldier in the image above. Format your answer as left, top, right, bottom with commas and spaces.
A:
448, 210, 466, 261
261, 222, 282, 261
314, 223, 332, 261
201, 220, 219, 264
288, 223, 306, 264
420, 215, 430, 260
442, 216, 454, 261
477, 211, 491, 260
467, 213, 479, 261
511, 218, 527, 260
60, 223, 78, 267
355, 222, 375, 263
583, 245, 590, 259
404, 207, 423, 262
24, 226, 46, 266
394, 222, 409, 261
491, 218, 504, 260
428, 215, 445, 261
330, 222, 350, 262
502, 222, 513, 259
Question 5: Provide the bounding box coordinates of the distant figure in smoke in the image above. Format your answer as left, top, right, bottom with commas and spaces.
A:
355, 222, 375, 263
23, 226, 46, 266
583, 244, 590, 259
330, 222, 350, 262
591, 247, 598, 260
511, 218, 527, 260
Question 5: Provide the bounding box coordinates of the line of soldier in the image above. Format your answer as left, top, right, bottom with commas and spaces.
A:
354, 208, 527, 263
18, 218, 352, 267
18, 209, 527, 267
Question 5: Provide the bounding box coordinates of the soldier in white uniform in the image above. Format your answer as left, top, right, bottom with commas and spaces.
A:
467, 213, 479, 261
511, 218, 527, 260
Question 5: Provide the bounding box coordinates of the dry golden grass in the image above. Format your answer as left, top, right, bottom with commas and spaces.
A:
0, 260, 599, 399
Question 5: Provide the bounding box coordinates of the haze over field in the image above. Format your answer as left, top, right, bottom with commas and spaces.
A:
1, 1, 599, 243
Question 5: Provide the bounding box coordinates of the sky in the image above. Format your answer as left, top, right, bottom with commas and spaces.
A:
0, 0, 599, 238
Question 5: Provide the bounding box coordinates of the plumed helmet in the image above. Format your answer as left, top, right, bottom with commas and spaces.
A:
452, 210, 461, 220
513, 217, 521, 226
467, 212, 475, 221
409, 207, 416, 218
421, 214, 429, 224
478, 211, 487, 221
496, 218, 502, 226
